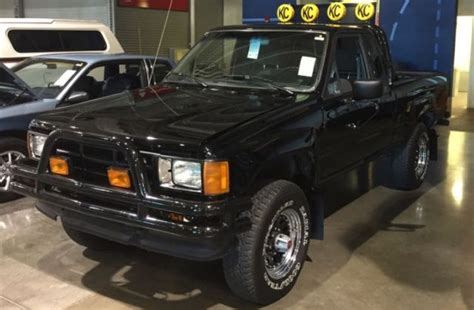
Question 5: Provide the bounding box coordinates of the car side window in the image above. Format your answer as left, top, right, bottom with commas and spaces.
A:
150, 62, 172, 84
326, 35, 368, 97
67, 61, 144, 104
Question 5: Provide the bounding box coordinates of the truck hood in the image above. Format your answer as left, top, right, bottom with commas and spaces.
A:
0, 62, 37, 101
36, 84, 299, 146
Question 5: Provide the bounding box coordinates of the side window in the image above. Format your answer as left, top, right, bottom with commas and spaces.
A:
8, 30, 106, 53
362, 35, 387, 79
333, 36, 367, 81
327, 35, 367, 97
150, 62, 172, 84
87, 66, 105, 82
68, 61, 144, 102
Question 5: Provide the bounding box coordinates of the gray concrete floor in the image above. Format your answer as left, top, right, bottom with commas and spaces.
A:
1, 97, 473, 310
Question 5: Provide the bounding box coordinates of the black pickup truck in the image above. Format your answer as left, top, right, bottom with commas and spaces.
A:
8, 24, 449, 304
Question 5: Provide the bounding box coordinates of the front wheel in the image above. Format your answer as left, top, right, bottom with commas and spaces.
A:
0, 137, 27, 203
392, 123, 430, 190
223, 180, 311, 305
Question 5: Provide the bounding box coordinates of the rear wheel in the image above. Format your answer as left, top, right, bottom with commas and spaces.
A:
0, 137, 27, 203
392, 123, 430, 190
223, 180, 311, 305
63, 222, 117, 251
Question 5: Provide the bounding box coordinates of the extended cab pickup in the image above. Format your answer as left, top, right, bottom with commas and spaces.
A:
8, 24, 449, 304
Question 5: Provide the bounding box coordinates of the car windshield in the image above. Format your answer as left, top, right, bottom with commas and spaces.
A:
165, 31, 327, 92
14, 60, 84, 99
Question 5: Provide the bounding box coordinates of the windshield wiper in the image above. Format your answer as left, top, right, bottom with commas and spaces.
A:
221, 75, 294, 96
165, 72, 208, 88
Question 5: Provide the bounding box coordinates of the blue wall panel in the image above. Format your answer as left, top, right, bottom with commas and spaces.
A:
243, 0, 296, 23
379, 0, 457, 83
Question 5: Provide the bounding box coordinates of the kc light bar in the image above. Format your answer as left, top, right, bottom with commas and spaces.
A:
277, 0, 379, 25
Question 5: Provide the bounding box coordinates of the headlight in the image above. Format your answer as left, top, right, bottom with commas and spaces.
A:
28, 132, 48, 159
172, 160, 202, 189
157, 157, 229, 195
158, 158, 202, 190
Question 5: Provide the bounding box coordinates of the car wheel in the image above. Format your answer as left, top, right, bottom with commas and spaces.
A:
392, 123, 430, 190
0, 137, 27, 203
63, 222, 117, 251
223, 180, 311, 305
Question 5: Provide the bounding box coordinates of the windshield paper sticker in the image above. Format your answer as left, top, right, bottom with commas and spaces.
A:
298, 56, 317, 77
247, 37, 261, 60
54, 70, 76, 87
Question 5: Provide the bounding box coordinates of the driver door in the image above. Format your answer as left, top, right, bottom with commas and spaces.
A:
319, 33, 380, 179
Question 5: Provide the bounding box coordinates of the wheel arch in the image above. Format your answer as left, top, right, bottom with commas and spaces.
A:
245, 151, 324, 240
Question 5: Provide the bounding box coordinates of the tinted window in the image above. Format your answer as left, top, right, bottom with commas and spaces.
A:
8, 30, 107, 53
331, 36, 367, 81
150, 62, 172, 84
362, 34, 386, 79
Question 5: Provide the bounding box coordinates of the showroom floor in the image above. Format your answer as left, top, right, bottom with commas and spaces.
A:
1, 97, 473, 310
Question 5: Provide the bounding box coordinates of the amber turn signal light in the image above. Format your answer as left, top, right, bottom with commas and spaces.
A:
49, 156, 69, 176
107, 167, 131, 189
204, 161, 229, 196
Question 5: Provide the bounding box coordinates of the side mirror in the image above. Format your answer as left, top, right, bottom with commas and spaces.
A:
328, 78, 353, 97
352, 80, 384, 100
66, 91, 89, 104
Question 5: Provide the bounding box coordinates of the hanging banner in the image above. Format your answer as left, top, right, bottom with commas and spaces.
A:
117, 0, 189, 12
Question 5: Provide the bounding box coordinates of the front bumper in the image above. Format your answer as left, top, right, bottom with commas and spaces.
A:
10, 160, 251, 261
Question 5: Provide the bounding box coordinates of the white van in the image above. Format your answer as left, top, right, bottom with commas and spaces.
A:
0, 18, 124, 68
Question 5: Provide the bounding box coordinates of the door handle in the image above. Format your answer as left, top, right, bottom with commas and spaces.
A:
346, 122, 358, 129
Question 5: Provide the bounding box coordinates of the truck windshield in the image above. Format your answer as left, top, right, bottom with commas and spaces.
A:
14, 60, 84, 99
166, 31, 327, 92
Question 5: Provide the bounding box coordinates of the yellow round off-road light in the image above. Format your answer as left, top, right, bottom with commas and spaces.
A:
277, 4, 295, 23
327, 2, 347, 22
301, 4, 319, 23
355, 3, 375, 21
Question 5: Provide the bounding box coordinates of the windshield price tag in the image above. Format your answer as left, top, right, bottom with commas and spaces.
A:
298, 56, 317, 77
247, 37, 262, 60
54, 70, 76, 87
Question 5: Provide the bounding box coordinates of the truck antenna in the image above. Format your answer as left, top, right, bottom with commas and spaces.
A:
148, 0, 174, 85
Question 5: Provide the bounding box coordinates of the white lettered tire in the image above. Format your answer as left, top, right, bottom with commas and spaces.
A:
223, 180, 311, 305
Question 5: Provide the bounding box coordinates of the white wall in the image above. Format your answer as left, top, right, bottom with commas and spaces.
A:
454, 16, 473, 95
455, 17, 473, 71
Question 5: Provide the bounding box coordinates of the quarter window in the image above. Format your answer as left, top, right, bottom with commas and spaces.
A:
8, 30, 107, 53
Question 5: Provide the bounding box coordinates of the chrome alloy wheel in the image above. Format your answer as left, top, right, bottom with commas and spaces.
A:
414, 132, 430, 180
0, 151, 25, 192
263, 207, 302, 280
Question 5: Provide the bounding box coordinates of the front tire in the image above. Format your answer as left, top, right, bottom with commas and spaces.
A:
223, 180, 311, 305
392, 123, 430, 190
0, 137, 27, 203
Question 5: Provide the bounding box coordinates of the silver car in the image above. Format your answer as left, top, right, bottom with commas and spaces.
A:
0, 53, 174, 201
